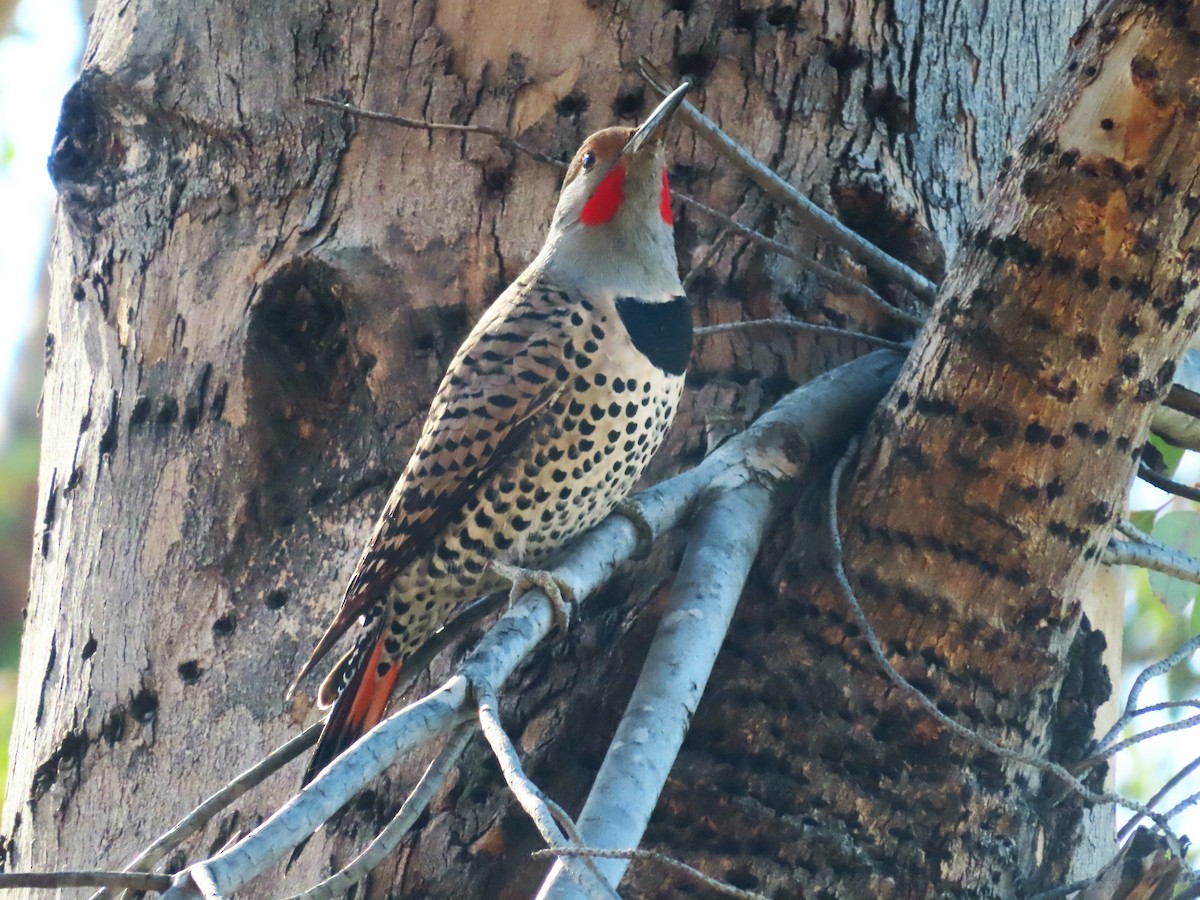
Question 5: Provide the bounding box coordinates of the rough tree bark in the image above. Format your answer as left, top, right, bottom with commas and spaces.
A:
12, 0, 1195, 897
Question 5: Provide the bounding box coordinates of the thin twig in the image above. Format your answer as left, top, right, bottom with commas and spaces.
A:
1024, 876, 1091, 899
1128, 699, 1200, 716
1163, 786, 1200, 824
473, 678, 616, 900
1118, 752, 1200, 841
1138, 463, 1200, 503
1083, 713, 1200, 763
826, 439, 1189, 859
1077, 701, 1200, 772
539, 789, 615, 891
1102, 537, 1200, 585
533, 848, 769, 900
286, 723, 477, 900
676, 192, 924, 324
92, 722, 322, 900
695, 319, 911, 352
305, 97, 569, 169
681, 223, 735, 292
1118, 518, 1185, 552
0, 872, 172, 892
1095, 630, 1200, 752
639, 59, 938, 303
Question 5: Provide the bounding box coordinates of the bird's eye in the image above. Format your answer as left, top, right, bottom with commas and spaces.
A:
581, 150, 596, 171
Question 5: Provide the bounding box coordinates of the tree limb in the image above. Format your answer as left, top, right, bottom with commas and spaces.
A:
0, 873, 172, 893
474, 679, 616, 899
1102, 537, 1200, 586
826, 442, 1188, 858
533, 849, 768, 900
91, 722, 321, 900
537, 483, 773, 898
285, 723, 476, 900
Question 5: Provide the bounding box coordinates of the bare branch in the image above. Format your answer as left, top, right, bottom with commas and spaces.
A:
534, 848, 768, 900
638, 59, 938, 303
0, 872, 172, 893
92, 722, 321, 900
305, 97, 568, 169
286, 723, 476, 900
1137, 463, 1200, 504
1102, 537, 1200, 585
1118, 752, 1200, 841
159, 351, 903, 899
474, 679, 616, 900
1153, 348, 1200, 451
537, 483, 773, 898
695, 319, 911, 353
1162, 786, 1200, 823
674, 192, 924, 324
1096, 630, 1200, 753
1086, 713, 1200, 762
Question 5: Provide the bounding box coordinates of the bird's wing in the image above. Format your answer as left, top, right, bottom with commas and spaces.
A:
292, 276, 582, 686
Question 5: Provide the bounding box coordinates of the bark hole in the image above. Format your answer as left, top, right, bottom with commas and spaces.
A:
29, 731, 88, 803
177, 660, 203, 684
611, 85, 645, 119
554, 92, 588, 119
245, 258, 368, 528
130, 688, 159, 723
101, 709, 126, 745
48, 71, 117, 213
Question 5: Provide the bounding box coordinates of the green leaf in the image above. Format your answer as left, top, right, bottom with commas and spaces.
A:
1147, 510, 1200, 613
1129, 509, 1157, 533
1149, 433, 1186, 476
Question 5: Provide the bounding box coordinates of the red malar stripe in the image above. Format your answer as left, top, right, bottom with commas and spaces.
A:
660, 167, 672, 225
581, 165, 626, 226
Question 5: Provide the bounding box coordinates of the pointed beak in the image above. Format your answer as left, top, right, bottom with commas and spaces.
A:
622, 81, 690, 159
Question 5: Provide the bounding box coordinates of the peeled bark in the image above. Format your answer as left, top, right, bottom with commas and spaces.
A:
11, 0, 1186, 897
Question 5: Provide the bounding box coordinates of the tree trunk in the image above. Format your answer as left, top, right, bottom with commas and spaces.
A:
11, 0, 1181, 896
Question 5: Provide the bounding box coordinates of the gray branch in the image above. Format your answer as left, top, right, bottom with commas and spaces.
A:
285, 723, 476, 900
1104, 519, 1200, 585
537, 482, 773, 898
475, 679, 616, 899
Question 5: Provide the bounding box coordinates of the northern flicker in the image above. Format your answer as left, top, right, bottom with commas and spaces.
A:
293, 83, 693, 782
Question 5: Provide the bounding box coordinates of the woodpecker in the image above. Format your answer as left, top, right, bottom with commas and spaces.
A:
293, 83, 693, 783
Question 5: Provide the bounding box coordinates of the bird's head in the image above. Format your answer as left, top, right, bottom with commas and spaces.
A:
539, 83, 690, 299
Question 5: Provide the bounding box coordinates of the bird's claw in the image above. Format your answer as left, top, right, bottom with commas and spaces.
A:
490, 561, 578, 632
615, 498, 655, 561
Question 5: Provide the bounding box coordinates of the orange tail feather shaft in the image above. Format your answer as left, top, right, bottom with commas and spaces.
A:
301, 631, 401, 786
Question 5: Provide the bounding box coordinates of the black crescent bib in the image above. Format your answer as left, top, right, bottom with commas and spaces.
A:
614, 294, 692, 376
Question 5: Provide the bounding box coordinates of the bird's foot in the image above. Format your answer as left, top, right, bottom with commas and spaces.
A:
489, 561, 578, 632
614, 498, 655, 561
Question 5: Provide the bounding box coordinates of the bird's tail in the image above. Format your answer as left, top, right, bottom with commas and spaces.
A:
300, 627, 401, 786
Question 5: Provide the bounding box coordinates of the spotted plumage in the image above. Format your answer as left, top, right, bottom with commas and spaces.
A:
295, 85, 692, 783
